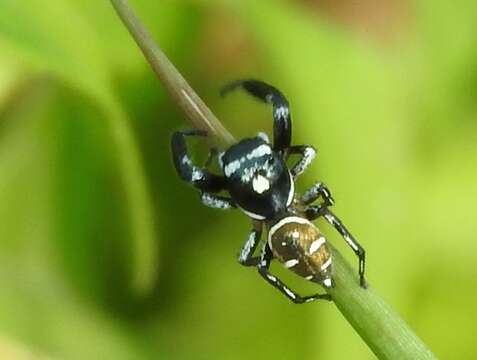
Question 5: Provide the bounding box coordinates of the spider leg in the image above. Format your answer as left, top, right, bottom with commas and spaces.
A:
238, 221, 262, 267
306, 207, 367, 288
301, 181, 334, 206
256, 244, 331, 304
171, 130, 227, 193
220, 79, 291, 152
287, 145, 317, 178
304, 204, 327, 220
200, 193, 235, 210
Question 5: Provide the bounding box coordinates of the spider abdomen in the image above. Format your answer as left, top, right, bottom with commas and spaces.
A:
267, 216, 334, 288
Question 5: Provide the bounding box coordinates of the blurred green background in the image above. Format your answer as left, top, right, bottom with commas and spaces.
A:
0, 0, 476, 359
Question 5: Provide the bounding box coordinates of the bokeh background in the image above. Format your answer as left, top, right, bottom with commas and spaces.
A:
0, 0, 476, 359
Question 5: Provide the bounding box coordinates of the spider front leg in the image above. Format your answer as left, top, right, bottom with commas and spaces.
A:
238, 221, 262, 267
306, 206, 367, 288
221, 79, 291, 152
256, 244, 331, 304
171, 129, 226, 193
287, 145, 317, 178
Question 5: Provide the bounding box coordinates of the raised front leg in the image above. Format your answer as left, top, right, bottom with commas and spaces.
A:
256, 245, 331, 304
221, 79, 292, 153
287, 145, 317, 178
171, 130, 226, 193
238, 221, 262, 267
306, 207, 367, 288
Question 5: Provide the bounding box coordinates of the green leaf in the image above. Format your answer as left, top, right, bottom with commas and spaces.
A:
0, 0, 158, 295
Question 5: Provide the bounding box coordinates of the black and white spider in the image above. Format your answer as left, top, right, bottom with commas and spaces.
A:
171, 79, 366, 304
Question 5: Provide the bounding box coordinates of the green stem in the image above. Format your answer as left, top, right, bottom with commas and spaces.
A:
328, 244, 436, 359
109, 1, 437, 359
110, 0, 234, 147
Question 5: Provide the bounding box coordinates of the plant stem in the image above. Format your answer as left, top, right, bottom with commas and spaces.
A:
328, 244, 435, 359
110, 0, 234, 147
109, 1, 437, 359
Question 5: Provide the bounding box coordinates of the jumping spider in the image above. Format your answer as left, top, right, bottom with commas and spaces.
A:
171, 79, 366, 304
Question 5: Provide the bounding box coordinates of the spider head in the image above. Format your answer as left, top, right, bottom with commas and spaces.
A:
221, 136, 294, 220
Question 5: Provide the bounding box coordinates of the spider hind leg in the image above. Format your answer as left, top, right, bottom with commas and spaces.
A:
306, 206, 367, 288
256, 245, 331, 304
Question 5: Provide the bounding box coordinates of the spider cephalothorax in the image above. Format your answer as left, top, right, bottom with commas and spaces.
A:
171, 79, 366, 304
220, 135, 293, 220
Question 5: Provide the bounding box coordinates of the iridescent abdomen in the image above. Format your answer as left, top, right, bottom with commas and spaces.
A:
267, 216, 333, 288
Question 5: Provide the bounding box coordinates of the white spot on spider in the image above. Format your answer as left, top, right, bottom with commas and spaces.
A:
257, 132, 269, 143
293, 147, 316, 176
284, 259, 299, 268
268, 274, 277, 282
191, 168, 203, 182
268, 216, 313, 249
246, 144, 272, 160
241, 166, 260, 183
237, 205, 266, 220
180, 156, 203, 182
309, 236, 326, 255
291, 230, 300, 239
305, 275, 314, 281
286, 172, 295, 206
252, 175, 270, 194
224, 145, 272, 178
344, 234, 359, 251
281, 241, 287, 246
224, 159, 242, 177
218, 152, 224, 168
201, 193, 232, 209
274, 106, 289, 119
321, 258, 332, 271
239, 235, 255, 262
323, 213, 359, 250
323, 278, 332, 288
284, 287, 296, 299
182, 155, 192, 165
305, 146, 316, 158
